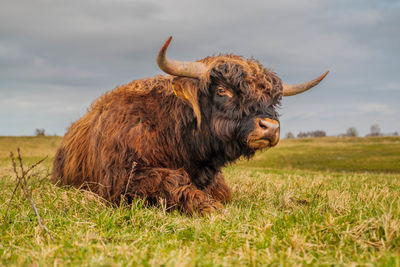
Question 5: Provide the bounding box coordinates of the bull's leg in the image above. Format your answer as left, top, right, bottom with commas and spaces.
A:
125, 167, 222, 215
204, 172, 232, 204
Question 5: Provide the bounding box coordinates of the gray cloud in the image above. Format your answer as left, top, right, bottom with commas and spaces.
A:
1, 0, 399, 136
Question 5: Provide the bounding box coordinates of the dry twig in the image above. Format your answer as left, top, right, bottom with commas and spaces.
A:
311, 183, 323, 205
3, 148, 52, 240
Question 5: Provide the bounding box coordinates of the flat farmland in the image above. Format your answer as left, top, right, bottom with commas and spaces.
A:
1, 136, 399, 266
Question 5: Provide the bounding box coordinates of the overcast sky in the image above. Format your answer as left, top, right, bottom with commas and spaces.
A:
1, 0, 399, 136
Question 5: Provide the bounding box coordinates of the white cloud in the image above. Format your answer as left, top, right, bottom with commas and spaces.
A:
374, 82, 400, 91
356, 103, 393, 115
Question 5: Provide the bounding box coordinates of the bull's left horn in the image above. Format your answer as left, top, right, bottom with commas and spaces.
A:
157, 36, 207, 79
282, 71, 329, 96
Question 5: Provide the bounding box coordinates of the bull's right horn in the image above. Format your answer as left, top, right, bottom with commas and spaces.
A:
157, 36, 207, 79
282, 71, 329, 96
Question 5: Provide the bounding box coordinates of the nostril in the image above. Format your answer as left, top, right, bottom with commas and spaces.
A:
259, 120, 268, 130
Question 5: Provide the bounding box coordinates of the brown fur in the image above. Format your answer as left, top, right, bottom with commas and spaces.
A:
52, 54, 282, 215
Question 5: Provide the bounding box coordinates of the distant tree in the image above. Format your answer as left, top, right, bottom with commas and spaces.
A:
311, 130, 326, 137
297, 131, 306, 138
393, 132, 399, 136
345, 127, 358, 137
35, 128, 46, 136
297, 130, 326, 138
369, 124, 381, 136
285, 132, 295, 139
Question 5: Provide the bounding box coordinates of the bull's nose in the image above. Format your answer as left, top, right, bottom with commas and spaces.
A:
255, 118, 280, 146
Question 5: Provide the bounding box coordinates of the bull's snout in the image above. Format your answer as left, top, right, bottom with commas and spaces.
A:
247, 118, 280, 149
256, 118, 280, 146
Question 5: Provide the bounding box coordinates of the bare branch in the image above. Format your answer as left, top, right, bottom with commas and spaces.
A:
311, 183, 323, 205
3, 179, 22, 223
3, 152, 21, 223
16, 148, 25, 185
10, 152, 18, 180
3, 149, 53, 240
25, 156, 48, 177
22, 184, 52, 239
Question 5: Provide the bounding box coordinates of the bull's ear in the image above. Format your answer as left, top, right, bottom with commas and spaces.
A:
172, 77, 201, 128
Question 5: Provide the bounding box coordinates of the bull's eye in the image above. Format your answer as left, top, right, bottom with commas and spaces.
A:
217, 86, 233, 98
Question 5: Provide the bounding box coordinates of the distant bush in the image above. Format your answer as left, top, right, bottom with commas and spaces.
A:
297, 130, 326, 138
285, 132, 295, 139
366, 124, 381, 137
344, 127, 358, 137
35, 128, 46, 136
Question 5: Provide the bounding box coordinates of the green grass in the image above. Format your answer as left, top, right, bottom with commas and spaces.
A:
236, 136, 400, 173
1, 136, 399, 266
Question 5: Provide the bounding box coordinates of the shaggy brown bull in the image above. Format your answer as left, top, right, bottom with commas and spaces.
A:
52, 37, 328, 214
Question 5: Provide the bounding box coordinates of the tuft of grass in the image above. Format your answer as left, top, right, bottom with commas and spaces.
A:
0, 136, 399, 266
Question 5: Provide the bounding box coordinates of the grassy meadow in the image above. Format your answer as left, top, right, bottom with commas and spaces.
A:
0, 136, 399, 266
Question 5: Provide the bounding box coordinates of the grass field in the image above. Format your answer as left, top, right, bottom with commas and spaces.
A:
1, 136, 399, 266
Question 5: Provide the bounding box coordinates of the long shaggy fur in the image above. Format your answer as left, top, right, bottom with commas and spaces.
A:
52, 55, 282, 214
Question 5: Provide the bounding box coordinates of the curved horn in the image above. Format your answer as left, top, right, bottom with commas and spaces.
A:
282, 71, 329, 96
157, 36, 207, 79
